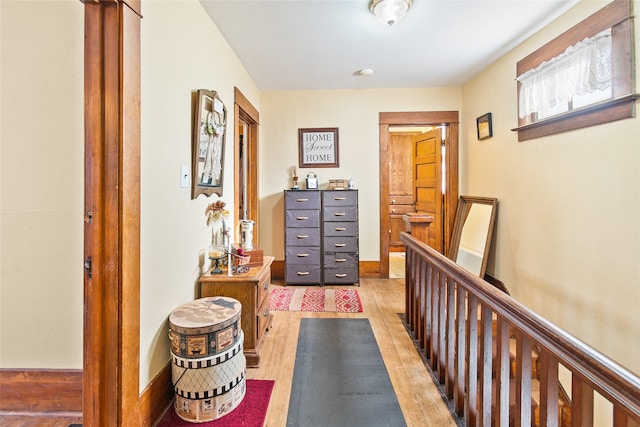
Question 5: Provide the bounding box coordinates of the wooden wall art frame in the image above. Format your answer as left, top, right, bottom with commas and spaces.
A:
192, 89, 226, 198
298, 127, 339, 168
476, 113, 493, 140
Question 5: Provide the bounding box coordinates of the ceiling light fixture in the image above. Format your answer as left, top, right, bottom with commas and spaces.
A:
369, 0, 412, 27
354, 68, 374, 76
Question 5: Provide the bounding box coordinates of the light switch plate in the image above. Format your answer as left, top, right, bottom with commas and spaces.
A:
180, 165, 190, 188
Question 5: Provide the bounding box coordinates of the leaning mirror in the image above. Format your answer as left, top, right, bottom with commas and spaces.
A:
447, 196, 498, 278
192, 89, 226, 199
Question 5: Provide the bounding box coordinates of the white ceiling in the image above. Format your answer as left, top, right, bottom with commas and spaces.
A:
200, 0, 579, 91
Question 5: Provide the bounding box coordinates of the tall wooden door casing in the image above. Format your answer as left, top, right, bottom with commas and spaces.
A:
412, 129, 443, 252
233, 88, 259, 246
388, 133, 415, 251
83, 0, 141, 425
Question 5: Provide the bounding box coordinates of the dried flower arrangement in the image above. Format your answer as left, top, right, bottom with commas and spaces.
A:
205, 199, 230, 224
206, 199, 230, 247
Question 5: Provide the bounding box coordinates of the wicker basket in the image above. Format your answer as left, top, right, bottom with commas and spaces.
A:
231, 253, 251, 274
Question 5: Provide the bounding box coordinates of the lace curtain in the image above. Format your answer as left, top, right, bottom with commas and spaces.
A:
517, 29, 612, 120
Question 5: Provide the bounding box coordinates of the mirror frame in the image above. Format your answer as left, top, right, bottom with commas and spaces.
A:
447, 195, 498, 278
192, 89, 227, 199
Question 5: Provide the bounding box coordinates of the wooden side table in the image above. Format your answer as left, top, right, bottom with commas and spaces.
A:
199, 256, 274, 368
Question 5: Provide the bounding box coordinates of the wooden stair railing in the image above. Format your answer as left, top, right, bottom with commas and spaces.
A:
401, 232, 640, 427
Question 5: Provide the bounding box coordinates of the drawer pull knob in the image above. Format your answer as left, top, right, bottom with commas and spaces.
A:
334, 212, 346, 216
336, 258, 347, 262
391, 209, 396, 213
334, 197, 346, 200
335, 243, 346, 247
297, 198, 309, 202
392, 199, 396, 203
264, 281, 269, 290
297, 235, 309, 239
335, 227, 347, 231
297, 253, 309, 257
296, 216, 309, 220
336, 274, 347, 278
263, 308, 269, 317
297, 271, 310, 276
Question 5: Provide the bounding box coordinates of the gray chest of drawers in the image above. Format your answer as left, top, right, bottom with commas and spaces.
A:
284, 189, 359, 286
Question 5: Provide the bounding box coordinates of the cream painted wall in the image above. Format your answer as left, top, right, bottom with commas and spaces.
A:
461, 0, 640, 376
139, 0, 260, 390
1, 1, 84, 368
0, 0, 260, 392
259, 88, 461, 261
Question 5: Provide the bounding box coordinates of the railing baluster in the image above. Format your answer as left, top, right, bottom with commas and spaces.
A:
466, 294, 479, 427
539, 351, 559, 427
613, 405, 640, 427
423, 260, 432, 357
455, 285, 466, 416
415, 255, 423, 349
446, 278, 456, 398
405, 248, 414, 335
515, 332, 533, 427
438, 273, 447, 383
430, 267, 439, 368
417, 252, 423, 342
571, 374, 594, 427
496, 317, 511, 427
480, 305, 493, 427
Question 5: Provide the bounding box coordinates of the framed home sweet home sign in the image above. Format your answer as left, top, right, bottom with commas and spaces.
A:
298, 127, 339, 168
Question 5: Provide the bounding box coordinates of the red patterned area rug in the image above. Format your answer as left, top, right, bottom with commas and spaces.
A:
156, 379, 274, 427
269, 288, 363, 313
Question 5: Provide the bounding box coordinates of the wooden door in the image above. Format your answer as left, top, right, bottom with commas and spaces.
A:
388, 133, 415, 251
412, 129, 443, 252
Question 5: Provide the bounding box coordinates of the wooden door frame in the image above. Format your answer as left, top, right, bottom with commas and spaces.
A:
379, 111, 459, 278
83, 0, 141, 425
233, 87, 260, 245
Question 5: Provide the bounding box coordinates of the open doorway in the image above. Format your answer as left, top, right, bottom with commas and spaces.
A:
378, 112, 459, 279
387, 127, 429, 279
233, 88, 259, 246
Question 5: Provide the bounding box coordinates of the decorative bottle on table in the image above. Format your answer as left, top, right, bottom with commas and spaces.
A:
206, 199, 230, 274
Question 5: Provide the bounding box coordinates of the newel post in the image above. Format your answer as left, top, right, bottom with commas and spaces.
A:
403, 213, 434, 244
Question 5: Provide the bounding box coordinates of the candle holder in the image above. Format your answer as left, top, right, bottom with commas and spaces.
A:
208, 245, 227, 274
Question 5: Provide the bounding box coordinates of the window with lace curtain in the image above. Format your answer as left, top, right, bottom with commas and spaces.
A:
514, 0, 638, 142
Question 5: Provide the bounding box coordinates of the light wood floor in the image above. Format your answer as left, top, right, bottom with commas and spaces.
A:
248, 278, 458, 427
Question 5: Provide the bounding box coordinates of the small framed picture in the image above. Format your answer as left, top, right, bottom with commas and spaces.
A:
298, 127, 339, 168
476, 113, 493, 140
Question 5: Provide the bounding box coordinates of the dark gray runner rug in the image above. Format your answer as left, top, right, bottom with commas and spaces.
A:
287, 318, 407, 427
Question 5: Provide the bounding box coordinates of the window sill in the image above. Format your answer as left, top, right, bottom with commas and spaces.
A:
512, 94, 639, 142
